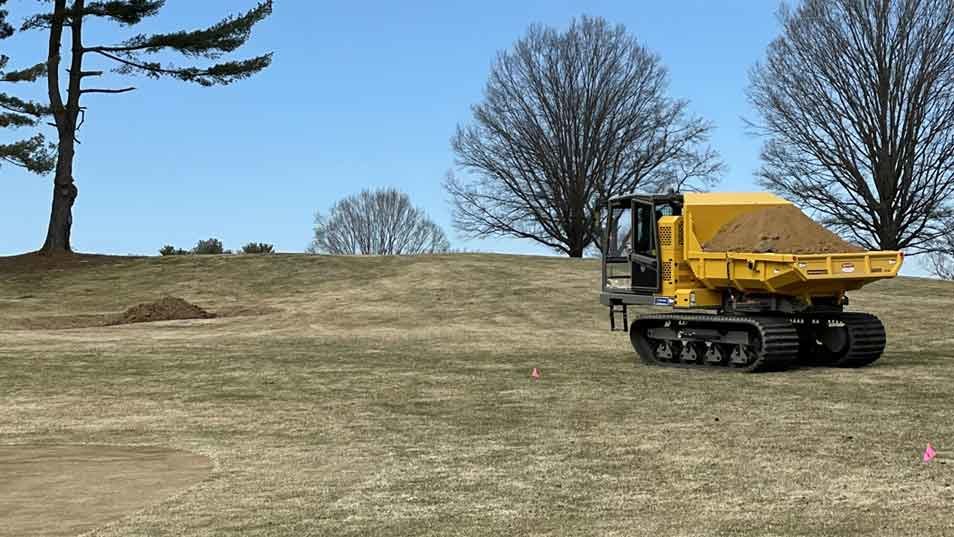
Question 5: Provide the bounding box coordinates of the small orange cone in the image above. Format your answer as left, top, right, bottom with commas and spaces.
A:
924, 443, 937, 463
531, 367, 541, 380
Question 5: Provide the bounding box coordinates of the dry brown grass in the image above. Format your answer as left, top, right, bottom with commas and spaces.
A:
0, 445, 210, 537
0, 253, 952, 536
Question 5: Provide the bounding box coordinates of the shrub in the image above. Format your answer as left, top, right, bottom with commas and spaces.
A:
193, 238, 225, 255
242, 242, 275, 254
159, 245, 190, 256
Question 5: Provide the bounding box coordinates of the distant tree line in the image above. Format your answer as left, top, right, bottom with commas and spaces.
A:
4, 1, 954, 277
160, 240, 275, 256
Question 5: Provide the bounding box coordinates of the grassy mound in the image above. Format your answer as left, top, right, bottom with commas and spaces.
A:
0, 253, 951, 536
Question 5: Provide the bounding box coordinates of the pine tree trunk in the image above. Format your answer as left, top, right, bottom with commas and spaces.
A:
40, 143, 77, 254
40, 0, 81, 255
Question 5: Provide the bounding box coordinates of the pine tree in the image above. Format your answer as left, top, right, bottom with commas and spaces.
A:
19, 0, 273, 254
0, 0, 54, 174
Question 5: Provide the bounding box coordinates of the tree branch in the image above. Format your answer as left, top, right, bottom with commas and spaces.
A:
80, 86, 136, 94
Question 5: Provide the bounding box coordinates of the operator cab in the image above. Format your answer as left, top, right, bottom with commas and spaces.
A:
602, 192, 683, 305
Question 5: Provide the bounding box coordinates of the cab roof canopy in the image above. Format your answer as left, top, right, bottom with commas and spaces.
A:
608, 192, 790, 207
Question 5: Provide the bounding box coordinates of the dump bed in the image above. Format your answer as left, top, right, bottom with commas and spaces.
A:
686, 250, 903, 296
674, 193, 902, 299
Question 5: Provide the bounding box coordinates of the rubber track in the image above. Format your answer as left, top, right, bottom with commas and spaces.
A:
831, 312, 886, 368
630, 314, 799, 372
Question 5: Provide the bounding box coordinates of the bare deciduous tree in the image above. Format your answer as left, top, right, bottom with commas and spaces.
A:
926, 219, 954, 279
309, 188, 451, 256
749, 0, 954, 252
446, 16, 722, 258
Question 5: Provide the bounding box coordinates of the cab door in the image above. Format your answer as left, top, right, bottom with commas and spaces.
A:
630, 200, 660, 291
603, 203, 634, 290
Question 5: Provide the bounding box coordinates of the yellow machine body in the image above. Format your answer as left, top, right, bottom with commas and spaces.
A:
655, 192, 903, 309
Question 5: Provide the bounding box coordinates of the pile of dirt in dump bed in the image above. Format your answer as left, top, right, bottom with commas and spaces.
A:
112, 296, 215, 325
702, 205, 865, 254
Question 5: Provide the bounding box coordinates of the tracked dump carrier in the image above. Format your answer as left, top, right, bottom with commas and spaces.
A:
600, 192, 902, 372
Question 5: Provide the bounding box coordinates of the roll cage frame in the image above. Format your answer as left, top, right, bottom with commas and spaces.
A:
600, 192, 683, 306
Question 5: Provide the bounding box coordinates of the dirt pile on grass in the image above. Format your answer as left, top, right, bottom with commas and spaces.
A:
3, 300, 280, 331
703, 205, 865, 254
114, 296, 215, 325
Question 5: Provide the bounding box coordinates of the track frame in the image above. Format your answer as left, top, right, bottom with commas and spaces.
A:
629, 311, 886, 372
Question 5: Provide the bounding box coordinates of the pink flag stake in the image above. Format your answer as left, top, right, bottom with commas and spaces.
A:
531, 367, 541, 380
923, 443, 937, 463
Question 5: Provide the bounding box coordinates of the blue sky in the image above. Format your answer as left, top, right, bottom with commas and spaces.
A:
4, 1, 781, 257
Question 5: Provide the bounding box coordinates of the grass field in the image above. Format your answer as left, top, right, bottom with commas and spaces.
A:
1, 253, 953, 536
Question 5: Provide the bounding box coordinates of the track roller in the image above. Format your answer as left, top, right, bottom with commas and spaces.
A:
630, 314, 799, 372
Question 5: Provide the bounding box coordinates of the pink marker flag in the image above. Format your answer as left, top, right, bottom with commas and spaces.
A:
923, 443, 937, 463
531, 368, 541, 380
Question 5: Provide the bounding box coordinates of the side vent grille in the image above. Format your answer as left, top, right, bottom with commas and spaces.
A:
662, 261, 674, 283
659, 226, 673, 247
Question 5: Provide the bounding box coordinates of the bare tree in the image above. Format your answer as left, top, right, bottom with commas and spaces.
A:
446, 16, 722, 258
926, 219, 954, 279
749, 0, 954, 253
309, 188, 451, 256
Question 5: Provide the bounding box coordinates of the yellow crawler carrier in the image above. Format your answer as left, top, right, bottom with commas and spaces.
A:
600, 192, 902, 371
